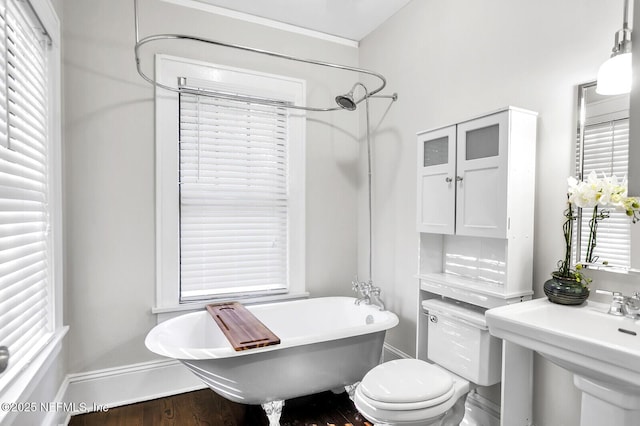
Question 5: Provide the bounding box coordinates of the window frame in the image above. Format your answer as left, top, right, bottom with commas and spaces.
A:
0, 0, 66, 414
153, 55, 307, 313
573, 81, 631, 269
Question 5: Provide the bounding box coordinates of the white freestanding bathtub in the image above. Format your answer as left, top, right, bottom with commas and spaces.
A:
145, 296, 399, 425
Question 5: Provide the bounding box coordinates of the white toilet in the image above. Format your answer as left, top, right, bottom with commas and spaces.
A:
354, 298, 502, 426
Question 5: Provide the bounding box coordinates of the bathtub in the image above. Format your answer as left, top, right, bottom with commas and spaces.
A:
145, 296, 398, 424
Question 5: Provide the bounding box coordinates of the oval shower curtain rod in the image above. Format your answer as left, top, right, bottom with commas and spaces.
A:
133, 0, 396, 111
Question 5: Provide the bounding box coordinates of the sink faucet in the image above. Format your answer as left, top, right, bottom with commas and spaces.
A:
596, 289, 640, 319
626, 294, 640, 318
352, 277, 385, 311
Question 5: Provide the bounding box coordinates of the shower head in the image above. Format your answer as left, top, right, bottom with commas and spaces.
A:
335, 92, 357, 110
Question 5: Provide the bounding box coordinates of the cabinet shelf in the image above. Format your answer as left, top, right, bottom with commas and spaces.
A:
418, 272, 532, 308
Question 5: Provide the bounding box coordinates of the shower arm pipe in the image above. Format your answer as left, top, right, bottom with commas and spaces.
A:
133, 1, 388, 112
623, 0, 630, 32
370, 93, 399, 101
365, 89, 373, 284
352, 82, 374, 284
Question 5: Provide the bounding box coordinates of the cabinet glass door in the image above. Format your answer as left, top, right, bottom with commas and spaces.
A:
465, 124, 499, 160
423, 136, 449, 166
455, 112, 508, 238
417, 126, 456, 234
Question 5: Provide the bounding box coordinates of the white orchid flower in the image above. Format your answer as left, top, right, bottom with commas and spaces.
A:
568, 172, 630, 209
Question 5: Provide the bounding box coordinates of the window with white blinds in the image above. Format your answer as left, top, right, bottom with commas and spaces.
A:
155, 56, 306, 308
575, 118, 630, 267
0, 0, 54, 391
179, 94, 289, 299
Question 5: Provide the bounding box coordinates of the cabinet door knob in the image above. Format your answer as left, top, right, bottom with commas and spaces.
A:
445, 177, 453, 183
456, 176, 463, 182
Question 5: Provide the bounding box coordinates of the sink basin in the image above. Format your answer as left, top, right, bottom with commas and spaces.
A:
486, 298, 640, 392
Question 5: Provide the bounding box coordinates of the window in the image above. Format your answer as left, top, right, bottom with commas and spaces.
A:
576, 119, 630, 267
155, 56, 306, 310
574, 83, 630, 268
0, 0, 63, 401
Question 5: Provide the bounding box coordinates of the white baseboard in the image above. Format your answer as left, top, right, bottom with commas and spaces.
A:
52, 359, 205, 425
46, 344, 410, 425
383, 343, 411, 361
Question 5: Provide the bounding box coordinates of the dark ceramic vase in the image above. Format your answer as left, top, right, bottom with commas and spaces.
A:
543, 273, 590, 305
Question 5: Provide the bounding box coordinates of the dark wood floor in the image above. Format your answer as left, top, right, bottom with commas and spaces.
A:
68, 388, 373, 426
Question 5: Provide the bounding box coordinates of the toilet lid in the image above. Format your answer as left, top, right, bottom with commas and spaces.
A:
360, 359, 454, 405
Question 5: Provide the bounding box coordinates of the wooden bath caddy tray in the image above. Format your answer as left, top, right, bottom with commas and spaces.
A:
206, 302, 281, 351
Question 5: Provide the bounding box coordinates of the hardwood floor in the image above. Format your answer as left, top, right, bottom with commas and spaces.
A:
68, 388, 373, 426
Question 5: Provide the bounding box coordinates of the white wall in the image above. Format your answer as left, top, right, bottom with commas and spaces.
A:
359, 1, 634, 425
62, 0, 360, 373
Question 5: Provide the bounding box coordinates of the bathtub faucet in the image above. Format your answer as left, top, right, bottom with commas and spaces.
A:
369, 285, 386, 311
352, 278, 371, 305
352, 278, 386, 311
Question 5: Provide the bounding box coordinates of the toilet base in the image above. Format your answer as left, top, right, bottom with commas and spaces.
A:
361, 397, 466, 426
358, 391, 501, 426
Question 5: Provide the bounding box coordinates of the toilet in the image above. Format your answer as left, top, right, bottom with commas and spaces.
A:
354, 298, 502, 426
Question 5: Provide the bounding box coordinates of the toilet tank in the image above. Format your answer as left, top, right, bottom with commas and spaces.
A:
422, 298, 502, 386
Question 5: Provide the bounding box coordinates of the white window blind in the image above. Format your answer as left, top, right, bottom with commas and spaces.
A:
0, 0, 53, 389
178, 93, 290, 300
575, 118, 630, 267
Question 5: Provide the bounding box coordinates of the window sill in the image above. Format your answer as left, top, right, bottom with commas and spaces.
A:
152, 292, 310, 323
0, 326, 68, 425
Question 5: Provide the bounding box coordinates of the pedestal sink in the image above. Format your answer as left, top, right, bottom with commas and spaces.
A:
486, 298, 640, 426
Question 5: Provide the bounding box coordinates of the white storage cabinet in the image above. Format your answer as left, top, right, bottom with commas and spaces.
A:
417, 108, 537, 239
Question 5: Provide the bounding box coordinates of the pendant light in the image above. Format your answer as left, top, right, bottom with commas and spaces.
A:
596, 0, 632, 95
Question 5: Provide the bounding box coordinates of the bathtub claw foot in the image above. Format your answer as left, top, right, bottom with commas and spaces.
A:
344, 382, 360, 401
261, 400, 284, 426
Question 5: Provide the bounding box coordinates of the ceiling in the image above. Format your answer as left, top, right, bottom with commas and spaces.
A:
190, 0, 413, 41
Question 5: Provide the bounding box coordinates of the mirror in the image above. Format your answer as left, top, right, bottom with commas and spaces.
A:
574, 82, 637, 272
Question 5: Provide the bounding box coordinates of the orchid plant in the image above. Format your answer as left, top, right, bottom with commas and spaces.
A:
558, 172, 640, 281
555, 201, 587, 284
